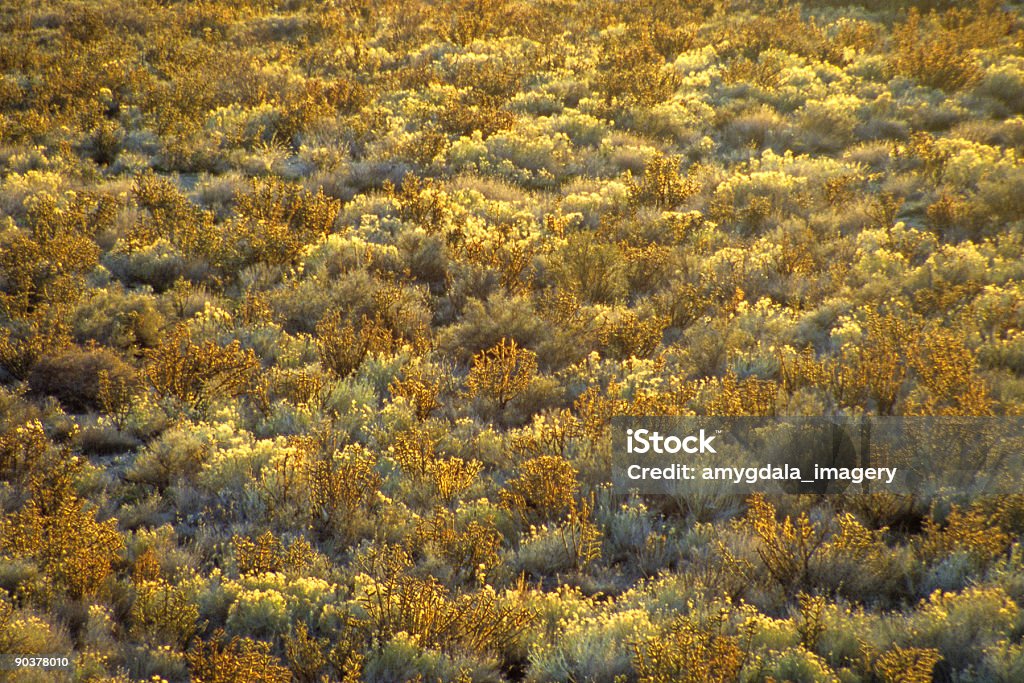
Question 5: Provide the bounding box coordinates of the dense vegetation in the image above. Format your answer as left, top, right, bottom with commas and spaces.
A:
2, 0, 1024, 680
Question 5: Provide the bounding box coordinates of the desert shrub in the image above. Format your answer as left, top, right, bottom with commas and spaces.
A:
0, 417, 49, 489
627, 153, 697, 209
282, 621, 332, 683
904, 322, 992, 416
0, 456, 123, 600
0, 603, 72, 663
131, 577, 202, 648
414, 507, 502, 582
436, 89, 516, 141
737, 493, 830, 595
385, 174, 456, 235
0, 191, 108, 307
104, 236, 189, 292
509, 408, 583, 461
397, 229, 450, 290
595, 309, 667, 360
891, 9, 981, 92
211, 572, 333, 649
602, 501, 676, 577
500, 455, 578, 526
225, 586, 291, 640
530, 608, 656, 683
0, 300, 74, 381
451, 217, 539, 295
440, 293, 548, 363
127, 421, 212, 489
367, 282, 433, 351
975, 61, 1024, 116
428, 456, 484, 505
306, 444, 382, 542
732, 494, 894, 602
594, 26, 679, 107
73, 286, 165, 351
226, 177, 340, 268
833, 310, 911, 415
899, 586, 1019, 673
874, 646, 942, 683
266, 365, 327, 407
696, 372, 778, 417
465, 337, 538, 410
796, 95, 859, 154
315, 310, 396, 379
918, 503, 1010, 570
27, 346, 137, 413
128, 172, 217, 258
388, 363, 444, 421
389, 422, 443, 483
719, 105, 792, 153
632, 611, 750, 683
551, 234, 628, 305
232, 532, 314, 577
352, 554, 535, 661
515, 497, 602, 575
144, 323, 261, 410
186, 630, 291, 683
979, 640, 1024, 682
762, 647, 838, 683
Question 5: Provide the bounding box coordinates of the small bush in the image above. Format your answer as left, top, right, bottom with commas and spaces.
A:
131, 578, 202, 648
633, 612, 749, 683
27, 346, 138, 413
1, 458, 124, 600
144, 324, 260, 410
500, 455, 578, 526
466, 337, 538, 410
316, 311, 396, 379
594, 26, 679, 107
892, 10, 981, 92
551, 235, 628, 305
186, 630, 291, 683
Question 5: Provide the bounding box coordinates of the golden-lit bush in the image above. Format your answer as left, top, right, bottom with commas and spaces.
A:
596, 310, 667, 360
874, 646, 942, 683
594, 27, 679, 107
186, 630, 291, 683
465, 337, 538, 410
0, 417, 49, 488
232, 531, 314, 576
892, 9, 981, 92
633, 612, 748, 683
316, 311, 396, 379
306, 443, 382, 541
228, 177, 340, 268
500, 454, 578, 525
1, 458, 123, 600
627, 154, 698, 210
414, 507, 502, 580
389, 365, 443, 421
130, 577, 202, 648
144, 324, 260, 410
918, 504, 1010, 568
128, 172, 217, 258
